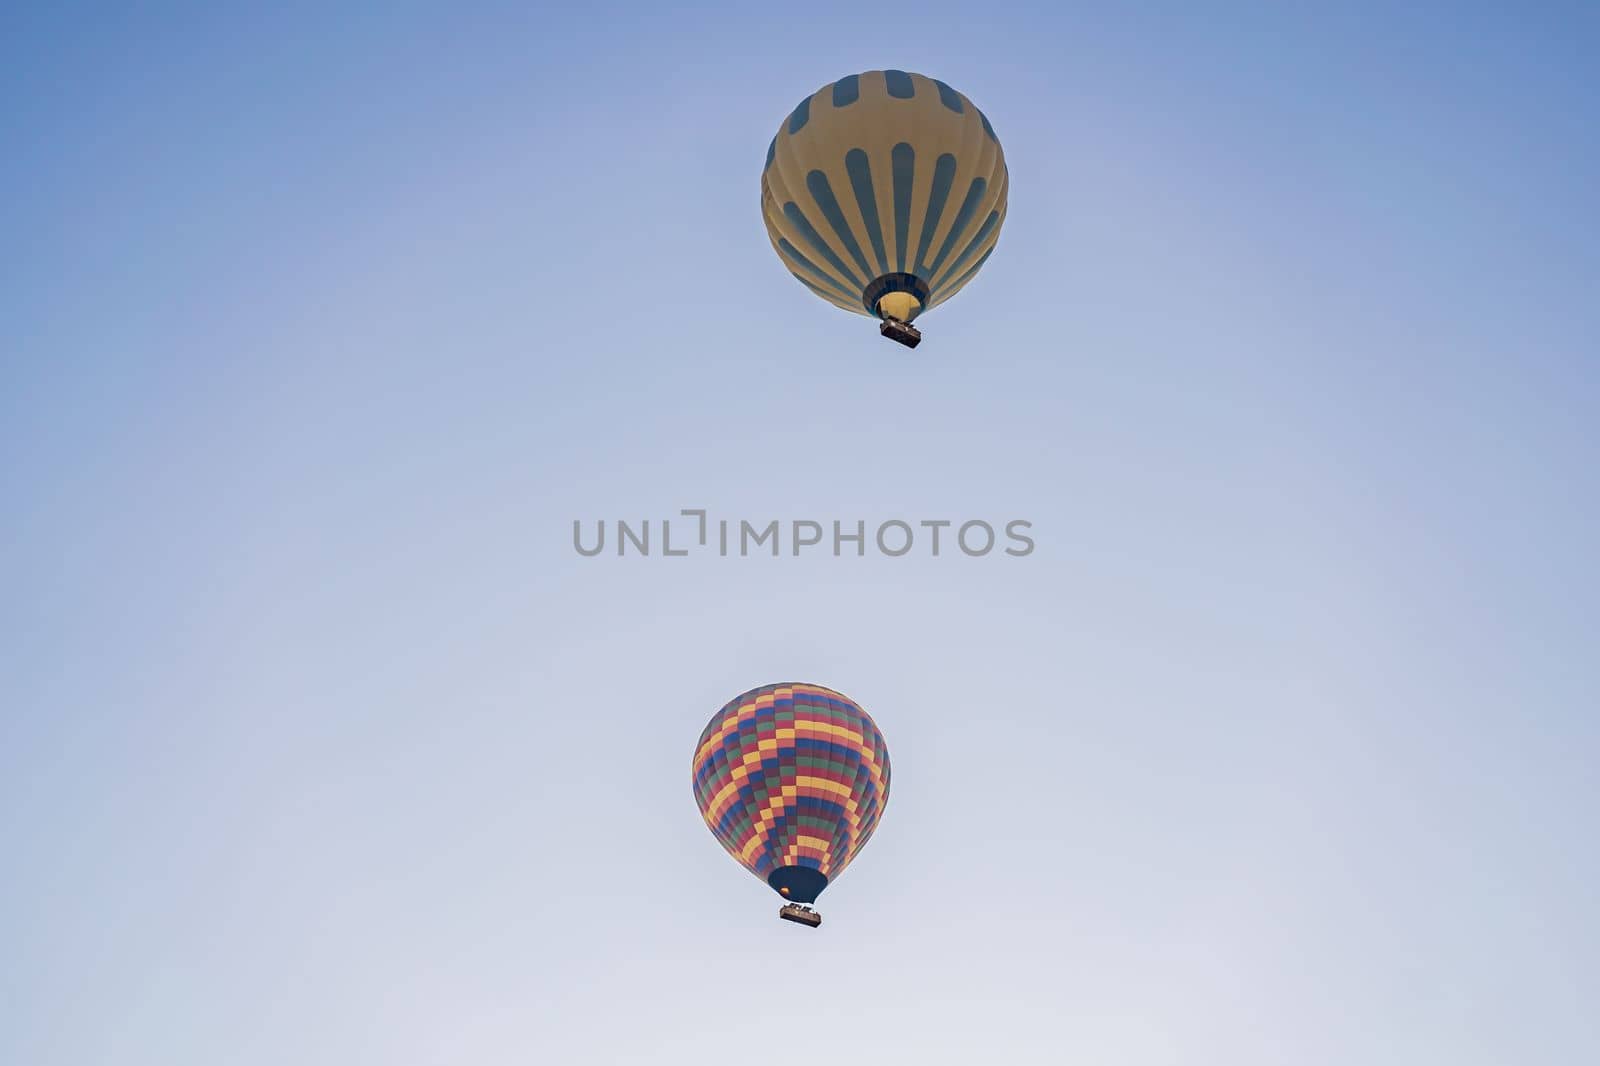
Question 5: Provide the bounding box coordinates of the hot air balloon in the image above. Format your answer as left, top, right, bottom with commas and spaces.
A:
761, 70, 1008, 349
692, 682, 891, 928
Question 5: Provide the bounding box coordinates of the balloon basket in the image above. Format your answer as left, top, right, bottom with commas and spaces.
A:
778, 904, 822, 928
878, 318, 922, 348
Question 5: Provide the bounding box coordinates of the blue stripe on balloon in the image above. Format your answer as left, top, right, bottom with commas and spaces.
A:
795, 796, 848, 821
913, 153, 958, 276
782, 202, 863, 288
891, 142, 914, 272
806, 169, 873, 280
788, 95, 812, 134
978, 108, 998, 142
932, 79, 964, 113
938, 209, 1001, 285
845, 148, 889, 276
832, 74, 860, 107
884, 69, 915, 99
935, 245, 994, 300
777, 238, 859, 299
928, 176, 988, 276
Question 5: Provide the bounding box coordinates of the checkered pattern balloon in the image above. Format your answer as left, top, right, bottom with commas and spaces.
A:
692, 683, 890, 901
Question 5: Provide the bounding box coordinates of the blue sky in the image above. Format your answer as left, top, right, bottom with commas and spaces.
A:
3, 4, 1597, 1064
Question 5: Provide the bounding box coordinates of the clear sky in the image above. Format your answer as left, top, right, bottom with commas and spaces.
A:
3, 3, 1597, 1064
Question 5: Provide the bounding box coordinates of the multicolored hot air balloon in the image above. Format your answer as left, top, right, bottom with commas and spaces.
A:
761, 69, 1008, 348
692, 682, 891, 928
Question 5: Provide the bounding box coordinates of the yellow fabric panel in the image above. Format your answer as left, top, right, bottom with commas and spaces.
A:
796, 775, 854, 799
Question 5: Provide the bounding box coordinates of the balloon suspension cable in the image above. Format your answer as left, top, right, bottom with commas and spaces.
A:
778, 903, 822, 928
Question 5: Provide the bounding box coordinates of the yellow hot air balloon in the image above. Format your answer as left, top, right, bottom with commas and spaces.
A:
761, 70, 1008, 348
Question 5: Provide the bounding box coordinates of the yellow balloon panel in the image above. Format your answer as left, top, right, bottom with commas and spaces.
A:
761, 70, 1008, 324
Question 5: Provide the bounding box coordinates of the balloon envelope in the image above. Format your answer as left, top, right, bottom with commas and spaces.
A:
692, 682, 891, 903
761, 70, 1008, 332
